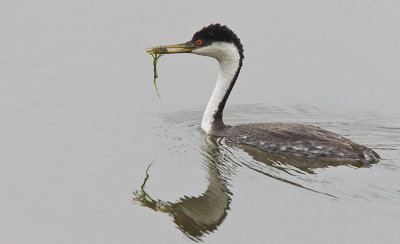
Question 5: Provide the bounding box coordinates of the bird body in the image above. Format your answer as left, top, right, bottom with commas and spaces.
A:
147, 24, 380, 163
221, 123, 380, 162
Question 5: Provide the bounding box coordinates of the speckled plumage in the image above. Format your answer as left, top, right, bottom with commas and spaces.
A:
217, 123, 380, 163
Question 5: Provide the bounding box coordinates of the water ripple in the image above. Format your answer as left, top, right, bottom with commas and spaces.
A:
133, 104, 400, 241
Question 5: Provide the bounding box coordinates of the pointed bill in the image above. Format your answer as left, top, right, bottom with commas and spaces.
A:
146, 42, 195, 54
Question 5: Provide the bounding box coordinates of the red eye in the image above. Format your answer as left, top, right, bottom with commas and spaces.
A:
196, 40, 203, 46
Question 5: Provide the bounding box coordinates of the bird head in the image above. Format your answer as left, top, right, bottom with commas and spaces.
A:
146, 24, 244, 62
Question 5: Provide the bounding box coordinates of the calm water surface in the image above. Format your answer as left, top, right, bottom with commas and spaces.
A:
133, 104, 400, 243
2, 1, 400, 243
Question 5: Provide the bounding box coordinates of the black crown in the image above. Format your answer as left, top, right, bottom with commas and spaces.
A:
191, 24, 244, 60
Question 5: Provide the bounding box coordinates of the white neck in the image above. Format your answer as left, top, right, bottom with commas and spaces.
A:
193, 42, 241, 134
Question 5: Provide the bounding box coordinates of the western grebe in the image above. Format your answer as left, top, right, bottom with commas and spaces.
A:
146, 24, 380, 163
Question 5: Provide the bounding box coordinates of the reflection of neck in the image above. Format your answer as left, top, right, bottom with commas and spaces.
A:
175, 163, 230, 227
132, 135, 233, 241
201, 44, 241, 134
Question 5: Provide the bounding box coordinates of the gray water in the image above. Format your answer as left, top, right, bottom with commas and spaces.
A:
1, 1, 400, 243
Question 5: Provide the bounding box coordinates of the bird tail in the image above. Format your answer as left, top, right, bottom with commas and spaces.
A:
362, 149, 380, 163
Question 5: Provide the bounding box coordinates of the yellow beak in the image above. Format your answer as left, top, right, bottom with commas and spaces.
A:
146, 43, 196, 55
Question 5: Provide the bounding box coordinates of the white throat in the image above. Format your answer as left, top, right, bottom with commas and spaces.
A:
192, 42, 241, 134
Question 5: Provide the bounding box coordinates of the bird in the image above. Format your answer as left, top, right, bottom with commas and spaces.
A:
146, 23, 380, 163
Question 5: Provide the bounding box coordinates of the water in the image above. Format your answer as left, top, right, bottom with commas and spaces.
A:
1, 1, 400, 243
132, 105, 400, 243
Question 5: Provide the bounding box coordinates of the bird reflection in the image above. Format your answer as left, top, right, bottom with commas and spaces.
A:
133, 135, 232, 242
133, 132, 375, 241
236, 142, 369, 174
